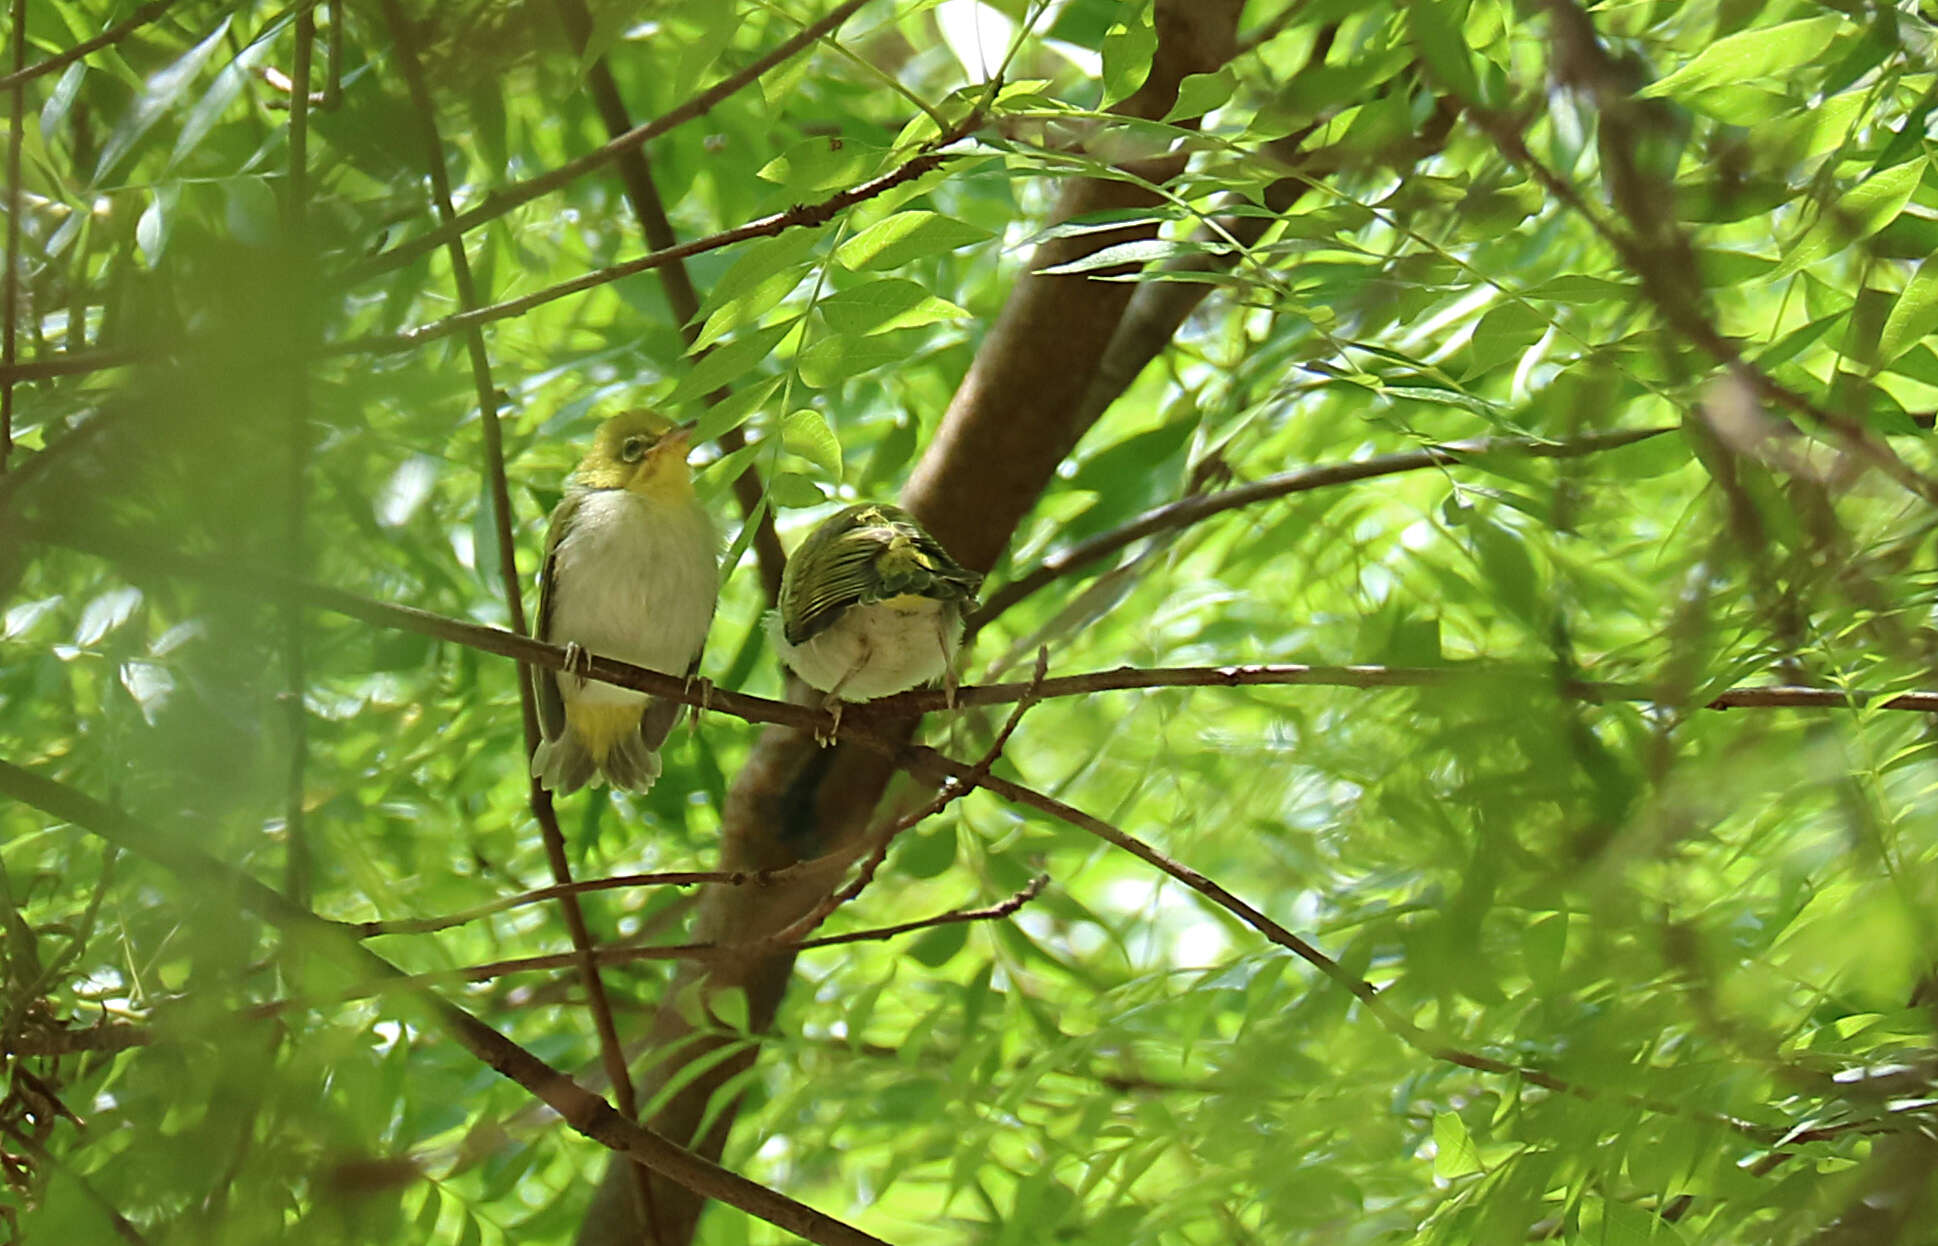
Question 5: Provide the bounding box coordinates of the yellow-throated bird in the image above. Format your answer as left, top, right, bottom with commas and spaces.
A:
530, 410, 717, 793
772, 503, 981, 726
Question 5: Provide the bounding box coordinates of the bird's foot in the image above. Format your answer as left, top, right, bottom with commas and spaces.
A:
814, 695, 844, 748
562, 642, 592, 688
685, 674, 714, 730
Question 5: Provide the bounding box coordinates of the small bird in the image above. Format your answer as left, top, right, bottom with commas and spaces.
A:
530, 410, 718, 793
771, 503, 982, 735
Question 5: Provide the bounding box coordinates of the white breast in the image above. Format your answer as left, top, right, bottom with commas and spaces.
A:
773, 596, 959, 700
547, 490, 718, 707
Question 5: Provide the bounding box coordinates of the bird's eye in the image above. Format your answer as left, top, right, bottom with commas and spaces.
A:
620, 436, 650, 463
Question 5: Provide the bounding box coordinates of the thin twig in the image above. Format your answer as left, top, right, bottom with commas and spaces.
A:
351, 868, 773, 937
280, 3, 315, 904
376, 9, 652, 1228
343, 0, 878, 285
969, 425, 1676, 629
878, 740, 1842, 1149
2, 0, 25, 474
797, 874, 1047, 949
0, 0, 178, 91
10, 877, 1053, 1050
0, 345, 140, 384
4, 1019, 153, 1057
759, 647, 1051, 951
330, 122, 977, 359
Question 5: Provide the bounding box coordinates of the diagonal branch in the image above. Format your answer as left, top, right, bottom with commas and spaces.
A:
378, 5, 653, 1227
970, 425, 1675, 630
0, 759, 892, 1246
332, 123, 976, 360
342, 0, 878, 286
0, 0, 178, 91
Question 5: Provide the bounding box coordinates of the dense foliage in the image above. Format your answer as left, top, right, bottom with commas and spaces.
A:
5, 0, 1938, 1242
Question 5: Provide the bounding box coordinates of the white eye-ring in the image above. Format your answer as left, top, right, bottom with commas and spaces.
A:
620, 435, 650, 463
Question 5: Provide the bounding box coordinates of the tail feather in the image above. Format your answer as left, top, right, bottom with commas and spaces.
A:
533, 696, 683, 795
532, 734, 598, 794
601, 730, 663, 792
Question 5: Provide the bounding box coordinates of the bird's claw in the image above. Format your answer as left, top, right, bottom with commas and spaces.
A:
562, 642, 592, 687
685, 674, 714, 730
814, 695, 844, 748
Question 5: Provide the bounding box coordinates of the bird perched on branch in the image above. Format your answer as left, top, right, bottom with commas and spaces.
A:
530, 410, 717, 793
772, 503, 981, 737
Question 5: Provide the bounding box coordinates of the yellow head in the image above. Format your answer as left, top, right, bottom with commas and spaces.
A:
574, 409, 694, 503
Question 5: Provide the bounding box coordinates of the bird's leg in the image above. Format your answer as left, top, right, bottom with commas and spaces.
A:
815, 694, 845, 748
562, 642, 592, 688
939, 621, 960, 711
817, 640, 871, 747
684, 672, 713, 732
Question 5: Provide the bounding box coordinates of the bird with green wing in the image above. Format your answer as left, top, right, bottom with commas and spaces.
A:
772, 503, 982, 738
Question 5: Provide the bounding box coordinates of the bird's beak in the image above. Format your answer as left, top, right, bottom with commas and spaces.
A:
659, 424, 693, 454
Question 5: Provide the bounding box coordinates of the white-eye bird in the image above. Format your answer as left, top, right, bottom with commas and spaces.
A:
771, 503, 982, 722
530, 410, 718, 793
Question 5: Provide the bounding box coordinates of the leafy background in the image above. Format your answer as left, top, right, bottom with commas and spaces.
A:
5, 0, 1938, 1242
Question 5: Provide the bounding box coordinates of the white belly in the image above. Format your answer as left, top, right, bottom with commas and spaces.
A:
772, 596, 959, 700
546, 489, 717, 707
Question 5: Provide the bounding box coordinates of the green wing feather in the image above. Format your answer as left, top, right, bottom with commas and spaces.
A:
531, 490, 585, 742
779, 503, 982, 644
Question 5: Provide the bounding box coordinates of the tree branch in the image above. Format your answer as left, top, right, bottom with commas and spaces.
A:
280, 2, 315, 905
0, 760, 893, 1246
970, 425, 1675, 630
342, 0, 878, 285
379, 7, 652, 1228
2, 0, 24, 475
332, 124, 975, 360
32, 523, 1938, 729
0, 0, 178, 91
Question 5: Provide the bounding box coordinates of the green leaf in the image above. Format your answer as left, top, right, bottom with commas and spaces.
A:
836, 211, 993, 272
1638, 16, 1847, 102
819, 279, 969, 336
1876, 250, 1938, 370
797, 330, 919, 389
1164, 67, 1236, 122
694, 230, 820, 329
1035, 238, 1200, 276
1432, 1111, 1482, 1178
1770, 159, 1926, 281
1406, 0, 1479, 101
668, 321, 795, 405
712, 987, 750, 1033
1100, 6, 1157, 106
1576, 1195, 1689, 1245
896, 819, 957, 880
908, 921, 970, 968
782, 408, 843, 480
96, 14, 235, 178
690, 376, 784, 445
757, 137, 876, 195
767, 471, 826, 508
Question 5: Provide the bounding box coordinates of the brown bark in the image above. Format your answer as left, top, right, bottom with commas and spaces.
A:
574, 2, 1247, 1242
